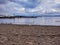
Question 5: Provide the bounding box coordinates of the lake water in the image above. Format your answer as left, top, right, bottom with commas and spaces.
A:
0, 17, 60, 26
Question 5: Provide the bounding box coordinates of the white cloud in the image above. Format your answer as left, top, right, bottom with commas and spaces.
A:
0, 0, 60, 16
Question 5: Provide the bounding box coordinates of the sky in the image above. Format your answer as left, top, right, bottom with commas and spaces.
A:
0, 0, 60, 16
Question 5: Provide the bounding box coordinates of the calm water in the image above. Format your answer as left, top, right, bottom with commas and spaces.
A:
0, 17, 60, 26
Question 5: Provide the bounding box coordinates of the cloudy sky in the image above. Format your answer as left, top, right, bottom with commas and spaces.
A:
0, 0, 60, 16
